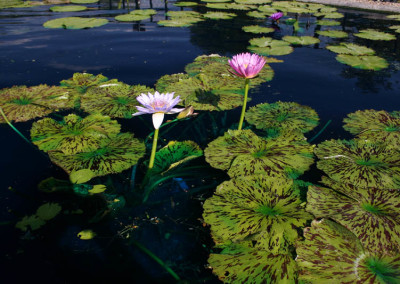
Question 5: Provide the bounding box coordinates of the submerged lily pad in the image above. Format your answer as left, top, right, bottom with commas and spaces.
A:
81, 82, 154, 118
248, 37, 293, 56
316, 30, 348, 38
336, 54, 388, 71
314, 139, 400, 189
245, 101, 319, 133
326, 42, 375, 55
343, 109, 400, 144
242, 25, 274, 34
30, 114, 121, 154
49, 133, 145, 177
282, 36, 320, 46
50, 5, 87, 12
0, 85, 74, 123
354, 29, 396, 41
203, 175, 312, 250
205, 129, 314, 178
43, 17, 108, 29
60, 72, 109, 93
296, 219, 400, 283
307, 176, 400, 253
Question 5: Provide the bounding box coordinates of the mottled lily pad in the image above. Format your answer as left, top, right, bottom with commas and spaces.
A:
60, 72, 109, 93
203, 12, 236, 20
343, 109, 400, 145
307, 176, 400, 253
81, 82, 154, 118
50, 5, 87, 12
354, 29, 396, 41
316, 30, 348, 38
242, 25, 274, 34
296, 219, 400, 283
205, 129, 314, 178
203, 175, 312, 250
30, 114, 121, 154
314, 139, 400, 189
336, 55, 388, 71
248, 37, 293, 56
0, 85, 74, 123
245, 101, 319, 133
49, 133, 145, 177
282, 36, 320, 46
326, 42, 375, 55
43, 17, 108, 29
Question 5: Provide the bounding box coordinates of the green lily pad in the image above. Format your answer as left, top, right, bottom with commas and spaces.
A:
184, 54, 233, 77
203, 175, 312, 250
69, 168, 96, 184
307, 176, 400, 253
70, 0, 98, 3
316, 30, 348, 38
296, 219, 400, 283
201, 0, 230, 2
336, 55, 388, 71
88, 184, 107, 194
158, 12, 204, 27
343, 109, 400, 145
208, 242, 298, 283
322, 12, 344, 19
36, 203, 62, 221
130, 9, 157, 16
387, 14, 400, 20
242, 25, 274, 34
0, 85, 74, 123
248, 37, 294, 56
31, 114, 121, 154
247, 11, 268, 19
389, 25, 400, 33
0, 0, 43, 9
354, 29, 396, 41
156, 73, 190, 91
314, 139, 400, 189
282, 35, 320, 45
50, 5, 87, 12
49, 133, 145, 177
326, 42, 375, 55
115, 14, 151, 22
81, 82, 154, 118
77, 229, 96, 240
316, 20, 340, 26
245, 101, 319, 133
203, 12, 236, 20
173, 1, 198, 7
60, 72, 109, 93
43, 17, 108, 29
257, 5, 278, 14
205, 129, 314, 178
15, 215, 46, 232
235, 0, 271, 4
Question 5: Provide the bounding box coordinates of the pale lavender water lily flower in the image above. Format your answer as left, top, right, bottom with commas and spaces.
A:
270, 12, 283, 22
132, 91, 184, 129
228, 52, 266, 79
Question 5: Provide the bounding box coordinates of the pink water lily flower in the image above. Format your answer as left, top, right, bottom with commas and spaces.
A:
132, 91, 184, 129
270, 12, 283, 22
228, 52, 266, 79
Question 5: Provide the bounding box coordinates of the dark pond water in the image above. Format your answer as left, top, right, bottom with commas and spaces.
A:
1, 0, 400, 283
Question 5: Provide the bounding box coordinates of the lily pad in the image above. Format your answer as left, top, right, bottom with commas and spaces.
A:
15, 215, 46, 232
314, 139, 400, 189
88, 184, 107, 194
77, 229, 96, 240
316, 19, 340, 26
0, 85, 74, 123
354, 29, 396, 41
316, 30, 348, 38
81, 82, 154, 118
69, 168, 96, 184
203, 175, 312, 250
50, 5, 87, 12
242, 25, 274, 34
43, 17, 108, 29
296, 219, 400, 283
49, 133, 145, 177
326, 42, 375, 55
322, 12, 344, 19
204, 129, 314, 178
343, 109, 400, 145
245, 101, 319, 133
0, 0, 42, 9
389, 25, 400, 33
235, 0, 271, 4
336, 55, 388, 71
158, 12, 204, 27
173, 1, 198, 7
282, 35, 320, 46
387, 14, 400, 21
248, 37, 293, 56
115, 14, 151, 22
200, 0, 230, 2
203, 12, 236, 20
257, 5, 278, 14
36, 203, 62, 221
307, 176, 400, 253
70, 0, 98, 3
247, 11, 268, 19
31, 114, 121, 154
60, 72, 109, 93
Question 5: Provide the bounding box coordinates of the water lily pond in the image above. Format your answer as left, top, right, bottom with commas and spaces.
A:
1, 0, 400, 283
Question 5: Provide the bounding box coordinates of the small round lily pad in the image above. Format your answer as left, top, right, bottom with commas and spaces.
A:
43, 17, 108, 29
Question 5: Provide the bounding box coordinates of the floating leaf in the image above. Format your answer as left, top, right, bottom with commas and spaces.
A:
354, 29, 396, 41
173, 1, 198, 7
60, 72, 109, 93
49, 133, 145, 177
77, 229, 96, 240
88, 184, 107, 194
282, 36, 320, 46
296, 219, 400, 283
43, 17, 108, 29
336, 54, 388, 71
314, 139, 400, 189
69, 168, 96, 184
316, 19, 340, 26
115, 14, 151, 22
15, 215, 46, 232
50, 5, 87, 12
36, 203, 62, 221
316, 30, 348, 38
203, 12, 236, 20
387, 14, 400, 20
248, 37, 293, 56
70, 0, 98, 3
247, 11, 268, 19
326, 42, 375, 55
257, 5, 278, 14
235, 0, 271, 4
343, 109, 400, 145
30, 114, 121, 154
322, 12, 344, 19
156, 73, 190, 91
242, 25, 274, 34
307, 176, 400, 253
205, 129, 314, 178
203, 175, 312, 250
245, 101, 319, 133
201, 0, 230, 2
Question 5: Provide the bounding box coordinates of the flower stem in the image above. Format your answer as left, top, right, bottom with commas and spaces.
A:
148, 127, 159, 170
238, 78, 250, 130
0, 106, 32, 145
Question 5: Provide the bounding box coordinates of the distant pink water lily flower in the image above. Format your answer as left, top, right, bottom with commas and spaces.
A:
270, 12, 283, 22
228, 52, 266, 79
132, 91, 184, 129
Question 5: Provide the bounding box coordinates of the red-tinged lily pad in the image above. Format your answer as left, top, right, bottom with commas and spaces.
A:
0, 84, 74, 123
343, 109, 400, 145
49, 133, 145, 177
30, 113, 121, 154
245, 101, 319, 133
204, 129, 314, 178
314, 139, 400, 189
296, 219, 400, 283
60, 72, 109, 94
307, 176, 400, 253
203, 175, 312, 251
